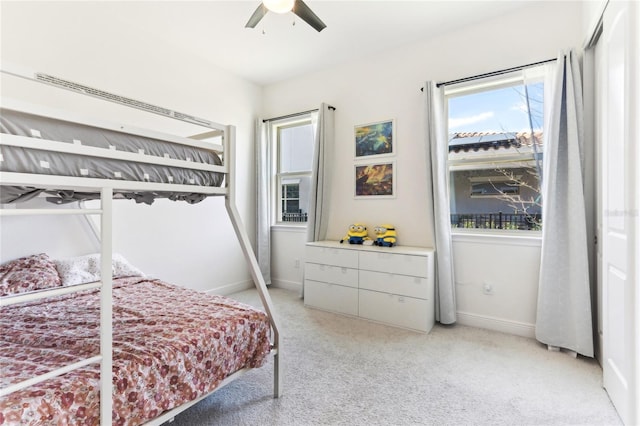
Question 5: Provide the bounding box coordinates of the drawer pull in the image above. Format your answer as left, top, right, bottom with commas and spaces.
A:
398, 296, 405, 303
414, 277, 421, 284
341, 267, 348, 273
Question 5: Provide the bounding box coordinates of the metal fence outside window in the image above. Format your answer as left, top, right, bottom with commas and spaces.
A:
282, 211, 308, 223
451, 212, 541, 230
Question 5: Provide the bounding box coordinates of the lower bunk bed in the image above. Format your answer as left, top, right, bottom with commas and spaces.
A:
0, 255, 272, 425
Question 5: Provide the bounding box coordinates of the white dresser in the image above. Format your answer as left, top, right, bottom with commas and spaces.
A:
304, 241, 435, 333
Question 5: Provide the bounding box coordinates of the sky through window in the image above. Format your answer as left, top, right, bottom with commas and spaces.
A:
448, 83, 544, 134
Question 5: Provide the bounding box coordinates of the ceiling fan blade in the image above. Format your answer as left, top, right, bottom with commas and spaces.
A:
245, 3, 268, 28
292, 0, 326, 32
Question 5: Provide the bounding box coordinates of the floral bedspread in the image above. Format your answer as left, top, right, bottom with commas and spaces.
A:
0, 277, 271, 425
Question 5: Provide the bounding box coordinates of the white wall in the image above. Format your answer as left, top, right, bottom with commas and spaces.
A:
0, 2, 262, 294
453, 235, 541, 337
270, 228, 306, 292
264, 1, 584, 334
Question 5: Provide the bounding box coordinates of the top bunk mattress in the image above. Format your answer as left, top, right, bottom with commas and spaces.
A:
0, 108, 224, 204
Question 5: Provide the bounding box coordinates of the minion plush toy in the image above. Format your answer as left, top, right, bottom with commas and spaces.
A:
340, 223, 370, 244
373, 224, 397, 247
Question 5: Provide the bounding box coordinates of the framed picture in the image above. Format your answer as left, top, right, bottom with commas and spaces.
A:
354, 161, 396, 198
354, 119, 394, 158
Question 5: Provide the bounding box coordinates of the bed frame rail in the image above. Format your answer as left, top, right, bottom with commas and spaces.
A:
1, 133, 225, 174
224, 126, 281, 398
2, 63, 227, 133
0, 171, 228, 196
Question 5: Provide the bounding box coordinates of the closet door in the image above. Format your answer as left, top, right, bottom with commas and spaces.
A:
598, 1, 638, 424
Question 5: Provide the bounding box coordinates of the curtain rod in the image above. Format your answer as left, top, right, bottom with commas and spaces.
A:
420, 58, 557, 91
263, 105, 335, 123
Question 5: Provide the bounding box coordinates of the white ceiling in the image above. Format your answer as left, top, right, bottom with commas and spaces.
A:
2, 1, 538, 86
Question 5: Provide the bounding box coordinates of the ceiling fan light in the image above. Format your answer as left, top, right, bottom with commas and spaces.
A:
263, 0, 295, 14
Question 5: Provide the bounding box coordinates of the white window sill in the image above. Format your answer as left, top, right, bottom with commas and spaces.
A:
451, 229, 542, 247
271, 224, 308, 233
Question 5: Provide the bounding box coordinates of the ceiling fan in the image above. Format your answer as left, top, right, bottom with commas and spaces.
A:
245, 0, 327, 32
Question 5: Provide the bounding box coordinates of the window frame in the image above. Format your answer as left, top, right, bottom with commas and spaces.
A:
445, 69, 545, 235
271, 116, 315, 227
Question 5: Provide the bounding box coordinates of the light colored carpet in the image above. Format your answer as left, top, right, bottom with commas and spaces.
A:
171, 288, 621, 426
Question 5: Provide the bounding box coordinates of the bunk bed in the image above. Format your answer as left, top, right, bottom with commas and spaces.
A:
0, 65, 281, 425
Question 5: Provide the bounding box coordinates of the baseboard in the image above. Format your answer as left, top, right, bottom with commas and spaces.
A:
204, 279, 302, 297
271, 278, 302, 293
456, 311, 535, 338
204, 280, 253, 296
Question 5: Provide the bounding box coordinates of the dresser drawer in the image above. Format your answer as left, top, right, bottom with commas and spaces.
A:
358, 289, 429, 332
305, 263, 358, 288
306, 245, 359, 268
359, 251, 430, 278
359, 270, 431, 299
304, 280, 358, 316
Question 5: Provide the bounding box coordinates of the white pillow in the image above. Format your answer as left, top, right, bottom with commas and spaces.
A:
54, 253, 145, 286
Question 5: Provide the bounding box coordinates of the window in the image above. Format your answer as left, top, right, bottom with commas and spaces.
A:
281, 179, 305, 222
273, 118, 315, 224
446, 67, 546, 231
469, 175, 522, 197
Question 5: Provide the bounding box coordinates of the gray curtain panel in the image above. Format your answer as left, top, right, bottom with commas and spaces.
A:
423, 82, 457, 324
306, 103, 334, 244
536, 50, 593, 357
255, 119, 272, 285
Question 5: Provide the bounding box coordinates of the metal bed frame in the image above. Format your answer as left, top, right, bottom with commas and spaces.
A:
0, 65, 280, 425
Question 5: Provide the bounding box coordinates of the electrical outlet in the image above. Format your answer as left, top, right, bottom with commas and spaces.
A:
482, 282, 494, 295
294, 259, 300, 269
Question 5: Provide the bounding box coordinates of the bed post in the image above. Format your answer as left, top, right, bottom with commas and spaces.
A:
223, 125, 281, 398
99, 187, 114, 424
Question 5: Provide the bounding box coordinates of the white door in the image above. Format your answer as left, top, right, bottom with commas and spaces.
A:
598, 1, 638, 424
